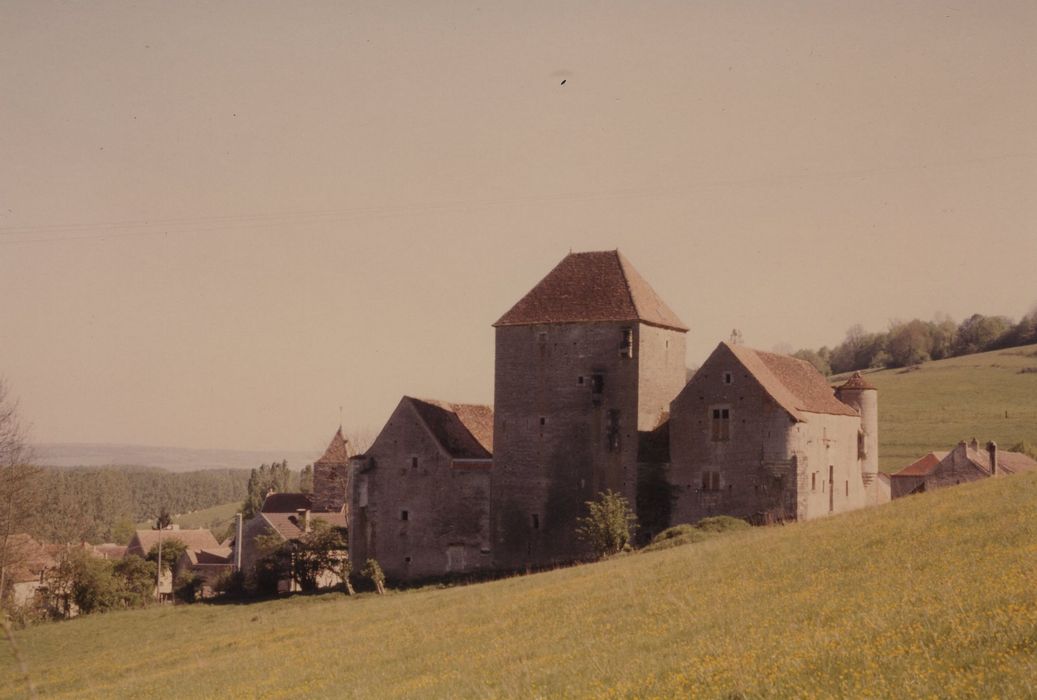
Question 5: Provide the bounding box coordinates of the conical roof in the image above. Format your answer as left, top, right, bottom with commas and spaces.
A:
836, 371, 877, 391
494, 250, 688, 331
315, 427, 350, 464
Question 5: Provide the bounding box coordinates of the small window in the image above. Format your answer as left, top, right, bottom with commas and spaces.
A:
539, 416, 546, 426
577, 376, 584, 385
411, 457, 418, 469
531, 514, 540, 530
619, 328, 633, 358
591, 373, 605, 394
404, 556, 411, 563
723, 372, 733, 385
811, 473, 817, 491
400, 510, 409, 521
845, 481, 849, 497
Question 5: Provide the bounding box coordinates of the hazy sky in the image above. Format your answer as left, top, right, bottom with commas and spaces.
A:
2, 1, 1035, 454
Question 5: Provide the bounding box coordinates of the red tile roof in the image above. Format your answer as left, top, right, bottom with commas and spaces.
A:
726, 343, 860, 419
260, 511, 348, 541
127, 529, 220, 557
892, 452, 946, 477
494, 250, 688, 332
316, 427, 350, 464
407, 397, 493, 459
837, 371, 877, 391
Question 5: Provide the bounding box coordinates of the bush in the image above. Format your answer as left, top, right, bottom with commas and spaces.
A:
174, 573, 204, 603
576, 490, 638, 559
642, 516, 750, 553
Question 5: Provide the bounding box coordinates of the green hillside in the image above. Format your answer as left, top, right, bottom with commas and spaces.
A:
5, 473, 1037, 699
841, 343, 1037, 472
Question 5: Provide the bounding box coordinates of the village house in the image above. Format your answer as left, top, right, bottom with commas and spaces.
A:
126, 527, 221, 597
889, 439, 1037, 498
174, 546, 234, 598
348, 396, 493, 581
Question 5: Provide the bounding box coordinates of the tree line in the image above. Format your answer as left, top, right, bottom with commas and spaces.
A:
29, 466, 253, 545
789, 309, 1037, 376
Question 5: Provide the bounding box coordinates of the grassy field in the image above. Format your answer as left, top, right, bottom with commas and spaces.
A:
135, 501, 240, 539
837, 343, 1037, 471
5, 472, 1037, 699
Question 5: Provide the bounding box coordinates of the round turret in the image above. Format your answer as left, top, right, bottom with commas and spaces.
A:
835, 372, 879, 490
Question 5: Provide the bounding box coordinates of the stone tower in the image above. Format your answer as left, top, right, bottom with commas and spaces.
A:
490, 250, 688, 569
835, 372, 880, 504
312, 427, 351, 513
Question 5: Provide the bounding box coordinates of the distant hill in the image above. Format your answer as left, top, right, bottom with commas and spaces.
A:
7, 471, 1037, 697
32, 442, 317, 472
833, 342, 1037, 471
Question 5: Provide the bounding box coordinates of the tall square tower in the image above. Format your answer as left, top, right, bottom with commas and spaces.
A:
491, 250, 687, 569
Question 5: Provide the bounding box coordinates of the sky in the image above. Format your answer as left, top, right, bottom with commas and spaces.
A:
1, 1, 1035, 454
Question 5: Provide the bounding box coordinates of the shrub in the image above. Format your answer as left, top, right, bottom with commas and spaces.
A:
642, 516, 750, 552
576, 490, 638, 559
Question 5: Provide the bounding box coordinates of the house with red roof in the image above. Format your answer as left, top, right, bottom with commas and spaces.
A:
349, 396, 492, 580
889, 439, 1037, 498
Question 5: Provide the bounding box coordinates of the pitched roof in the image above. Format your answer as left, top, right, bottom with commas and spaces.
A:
260, 511, 348, 541
261, 492, 313, 513
316, 427, 350, 464
407, 397, 493, 458
892, 452, 947, 477
128, 529, 220, 556
494, 250, 688, 332
836, 371, 877, 391
725, 343, 859, 419
972, 447, 1037, 475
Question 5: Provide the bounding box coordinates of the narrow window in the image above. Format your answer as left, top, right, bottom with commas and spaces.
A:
845, 481, 849, 497
710, 408, 731, 442
577, 376, 584, 385
723, 371, 733, 385
811, 473, 817, 491
400, 510, 409, 521
591, 373, 604, 394
531, 514, 540, 530
539, 416, 546, 426
619, 327, 633, 358
411, 456, 418, 469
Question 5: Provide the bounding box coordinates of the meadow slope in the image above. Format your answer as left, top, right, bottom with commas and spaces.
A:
835, 343, 1037, 471
4, 472, 1037, 699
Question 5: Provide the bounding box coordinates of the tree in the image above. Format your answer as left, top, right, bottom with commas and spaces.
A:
361, 559, 386, 595
242, 461, 292, 520
792, 348, 831, 376
146, 538, 187, 577
114, 556, 159, 608
299, 464, 314, 494
576, 490, 638, 559
154, 508, 173, 530
887, 319, 933, 367
0, 380, 42, 612
954, 314, 1012, 355
254, 521, 346, 593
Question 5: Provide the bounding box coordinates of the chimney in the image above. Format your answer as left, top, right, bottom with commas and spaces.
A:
969, 437, 979, 451
987, 441, 998, 476
296, 508, 311, 533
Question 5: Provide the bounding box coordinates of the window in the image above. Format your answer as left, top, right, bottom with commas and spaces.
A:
400, 510, 409, 521
619, 328, 633, 358
845, 481, 849, 497
811, 473, 817, 491
531, 514, 540, 530
710, 408, 730, 441
578, 376, 584, 385
404, 556, 411, 563
411, 457, 418, 469
591, 373, 604, 395
701, 470, 721, 491
539, 416, 546, 426
723, 371, 733, 385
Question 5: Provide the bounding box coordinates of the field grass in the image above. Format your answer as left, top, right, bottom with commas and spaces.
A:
5, 472, 1037, 699
838, 343, 1037, 471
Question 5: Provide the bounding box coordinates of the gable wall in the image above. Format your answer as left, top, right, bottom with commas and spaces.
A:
349, 400, 491, 581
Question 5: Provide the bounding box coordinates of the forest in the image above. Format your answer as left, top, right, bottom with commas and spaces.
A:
29, 466, 252, 545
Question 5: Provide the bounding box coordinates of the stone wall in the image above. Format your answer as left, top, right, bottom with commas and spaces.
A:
490, 321, 684, 569
670, 344, 865, 525
348, 400, 491, 581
